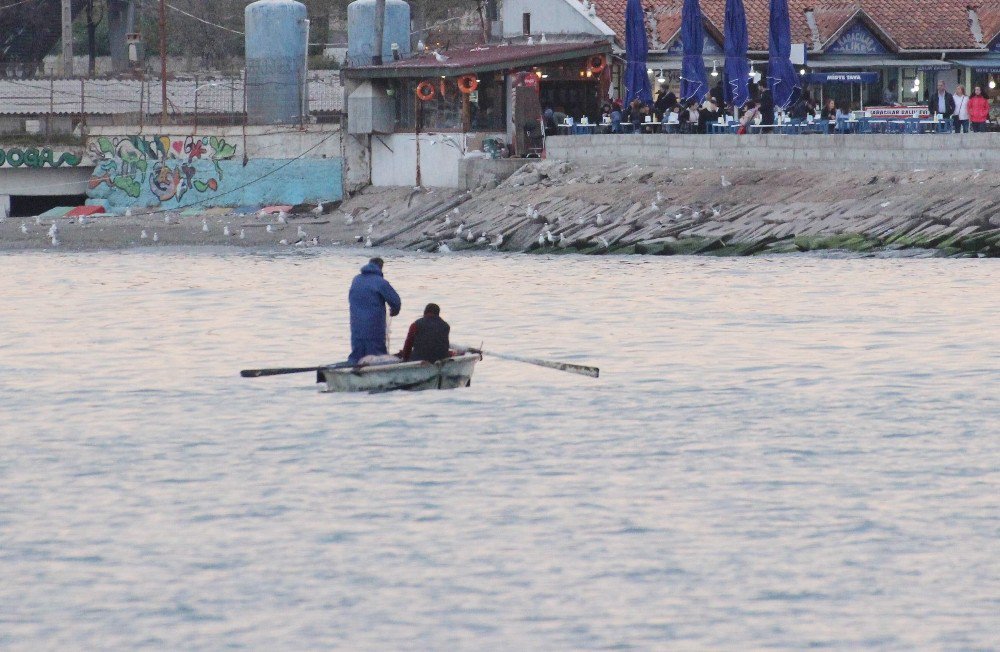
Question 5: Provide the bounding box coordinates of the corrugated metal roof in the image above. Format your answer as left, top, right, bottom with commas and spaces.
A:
345, 40, 612, 78
0, 71, 343, 116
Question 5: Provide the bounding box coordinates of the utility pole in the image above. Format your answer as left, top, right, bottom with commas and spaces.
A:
61, 0, 74, 76
372, 0, 385, 65
159, 0, 168, 123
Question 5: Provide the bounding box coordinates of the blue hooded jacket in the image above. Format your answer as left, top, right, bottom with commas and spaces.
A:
348, 262, 402, 363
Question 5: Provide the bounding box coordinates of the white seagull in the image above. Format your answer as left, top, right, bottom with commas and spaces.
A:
20, 222, 28, 234
266, 224, 274, 233
239, 229, 246, 240
48, 223, 59, 238
223, 225, 231, 237
140, 229, 148, 239
438, 242, 452, 253
433, 50, 449, 63
277, 212, 288, 224
297, 225, 307, 238
313, 202, 324, 215
202, 219, 209, 232
125, 207, 133, 218
596, 213, 605, 226
152, 232, 159, 243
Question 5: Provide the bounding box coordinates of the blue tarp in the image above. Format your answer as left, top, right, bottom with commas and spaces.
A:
724, 0, 751, 107
680, 0, 709, 103
804, 72, 880, 84
767, 0, 801, 109
624, 0, 653, 105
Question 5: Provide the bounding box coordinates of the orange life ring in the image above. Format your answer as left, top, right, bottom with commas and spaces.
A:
457, 74, 479, 93
587, 55, 606, 76
415, 80, 436, 101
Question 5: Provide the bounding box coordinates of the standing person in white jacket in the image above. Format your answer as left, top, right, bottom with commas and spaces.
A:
952, 85, 971, 133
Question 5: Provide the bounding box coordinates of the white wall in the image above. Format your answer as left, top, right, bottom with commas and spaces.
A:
501, 0, 614, 38
0, 167, 93, 197
371, 133, 473, 188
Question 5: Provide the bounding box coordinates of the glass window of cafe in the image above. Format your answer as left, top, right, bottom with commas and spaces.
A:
391, 73, 506, 132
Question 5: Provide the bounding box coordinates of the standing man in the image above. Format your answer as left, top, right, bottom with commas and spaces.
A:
348, 257, 401, 365
928, 80, 955, 120
399, 303, 451, 363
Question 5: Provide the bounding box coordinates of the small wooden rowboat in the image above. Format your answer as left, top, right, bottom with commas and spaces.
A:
319, 352, 482, 393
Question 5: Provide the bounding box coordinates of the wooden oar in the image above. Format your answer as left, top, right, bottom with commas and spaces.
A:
240, 362, 350, 378
461, 347, 599, 378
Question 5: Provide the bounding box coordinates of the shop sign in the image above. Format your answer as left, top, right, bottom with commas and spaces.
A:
867, 105, 930, 119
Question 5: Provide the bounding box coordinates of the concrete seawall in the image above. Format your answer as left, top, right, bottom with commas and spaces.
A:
546, 133, 1000, 171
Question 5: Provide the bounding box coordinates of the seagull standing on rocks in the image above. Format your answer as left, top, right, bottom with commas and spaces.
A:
239, 229, 246, 240
313, 202, 324, 215
202, 219, 209, 232
20, 222, 28, 234
141, 229, 148, 239
223, 225, 231, 237
277, 212, 288, 224
596, 213, 605, 226
266, 224, 274, 233
153, 232, 159, 243
438, 242, 452, 253
297, 225, 307, 238
491, 233, 504, 248
721, 174, 732, 187
364, 236, 373, 248
344, 213, 354, 225
48, 223, 59, 239
433, 51, 449, 63
465, 230, 475, 242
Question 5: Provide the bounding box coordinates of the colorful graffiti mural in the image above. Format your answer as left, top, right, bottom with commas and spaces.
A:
88, 135, 237, 202
0, 147, 82, 168
85, 132, 343, 213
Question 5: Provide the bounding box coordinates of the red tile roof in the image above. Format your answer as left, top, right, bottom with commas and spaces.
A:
592, 0, 985, 51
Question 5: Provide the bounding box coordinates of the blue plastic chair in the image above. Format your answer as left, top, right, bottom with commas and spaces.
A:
904, 118, 921, 134
835, 117, 850, 134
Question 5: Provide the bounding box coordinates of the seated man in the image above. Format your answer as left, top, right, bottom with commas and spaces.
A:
399, 303, 451, 363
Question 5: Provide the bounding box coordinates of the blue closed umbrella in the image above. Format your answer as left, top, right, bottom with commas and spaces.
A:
767, 0, 801, 109
624, 0, 653, 105
724, 0, 750, 107
680, 0, 709, 103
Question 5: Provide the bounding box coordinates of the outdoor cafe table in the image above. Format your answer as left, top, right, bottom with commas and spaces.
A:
641, 121, 662, 134
709, 122, 738, 134
557, 123, 599, 136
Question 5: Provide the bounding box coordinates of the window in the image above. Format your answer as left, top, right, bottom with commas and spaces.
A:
523, 12, 531, 36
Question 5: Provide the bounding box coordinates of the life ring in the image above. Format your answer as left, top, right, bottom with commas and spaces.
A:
587, 55, 606, 76
457, 74, 479, 94
415, 80, 436, 101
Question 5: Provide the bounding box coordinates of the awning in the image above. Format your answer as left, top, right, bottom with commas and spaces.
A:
806, 57, 953, 70
949, 57, 1000, 73
805, 72, 880, 83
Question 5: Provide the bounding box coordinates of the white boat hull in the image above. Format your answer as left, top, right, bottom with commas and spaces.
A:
319, 353, 481, 393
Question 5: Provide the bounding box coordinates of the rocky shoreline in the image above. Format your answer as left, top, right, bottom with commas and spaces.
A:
2, 161, 999, 257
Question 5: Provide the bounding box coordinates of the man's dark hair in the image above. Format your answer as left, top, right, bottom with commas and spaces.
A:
369, 257, 384, 268
424, 303, 440, 316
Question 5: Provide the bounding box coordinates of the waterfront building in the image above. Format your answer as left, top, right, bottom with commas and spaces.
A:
502, 0, 1000, 109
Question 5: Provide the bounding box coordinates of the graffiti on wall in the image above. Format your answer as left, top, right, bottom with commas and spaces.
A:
0, 147, 82, 168
88, 135, 238, 202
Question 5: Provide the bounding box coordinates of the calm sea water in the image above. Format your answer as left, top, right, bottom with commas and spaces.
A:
0, 249, 997, 650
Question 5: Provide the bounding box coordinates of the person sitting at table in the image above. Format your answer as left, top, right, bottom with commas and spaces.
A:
822, 99, 837, 121
699, 97, 721, 134
610, 105, 624, 133
737, 101, 759, 134
543, 107, 556, 132
679, 100, 700, 133
552, 106, 568, 128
